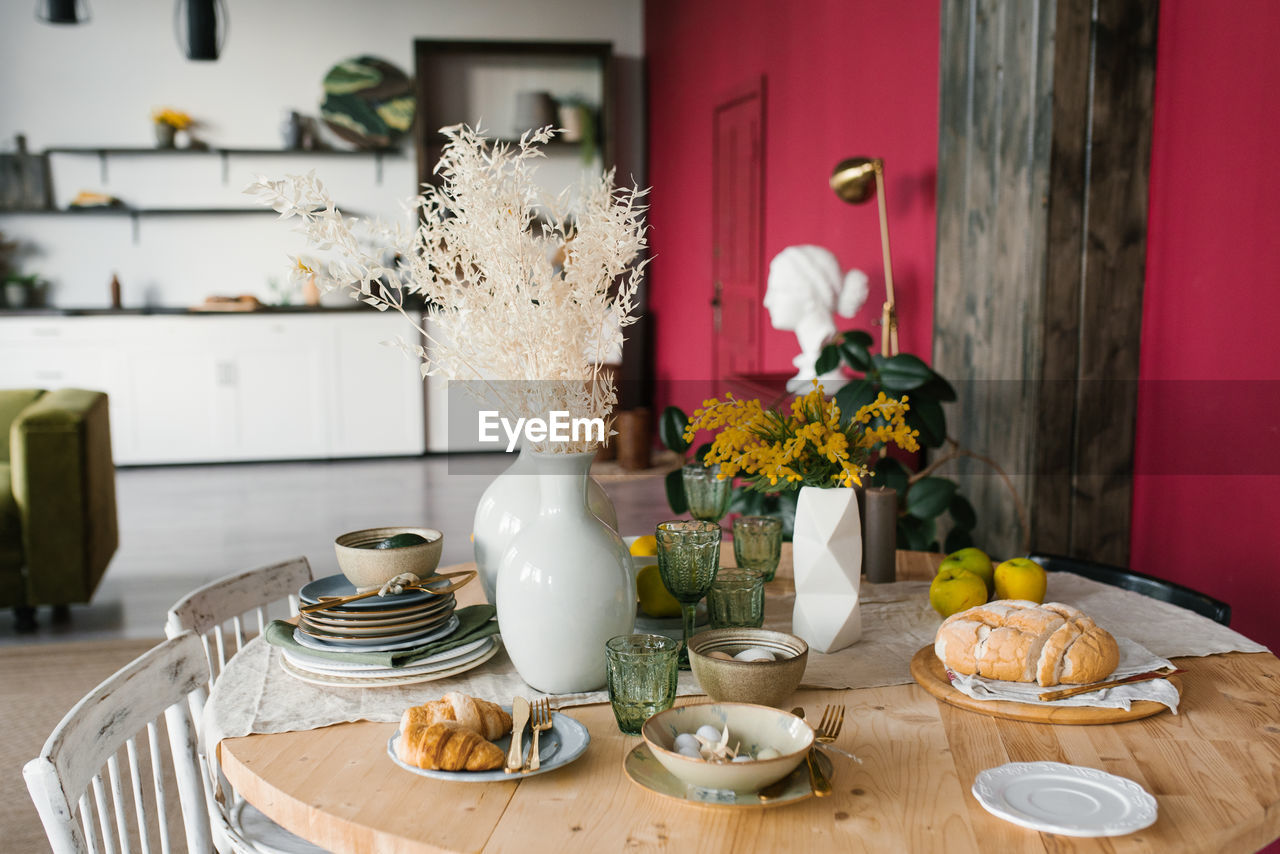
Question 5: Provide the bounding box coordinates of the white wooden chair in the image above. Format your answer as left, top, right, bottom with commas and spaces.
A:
165, 556, 327, 854
24, 631, 214, 854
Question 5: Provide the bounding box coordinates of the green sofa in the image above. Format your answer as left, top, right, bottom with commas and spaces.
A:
0, 389, 117, 631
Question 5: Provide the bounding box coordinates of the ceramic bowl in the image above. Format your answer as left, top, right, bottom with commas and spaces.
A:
641, 702, 813, 792
334, 526, 444, 590
688, 628, 809, 708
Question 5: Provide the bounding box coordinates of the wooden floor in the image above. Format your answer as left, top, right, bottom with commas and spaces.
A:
0, 453, 673, 646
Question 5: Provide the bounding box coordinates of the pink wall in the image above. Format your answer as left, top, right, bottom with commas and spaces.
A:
645, 0, 1280, 656
1132, 0, 1280, 652
644, 0, 940, 414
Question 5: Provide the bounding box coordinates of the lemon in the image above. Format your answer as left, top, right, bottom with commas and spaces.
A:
939, 547, 994, 594
636, 563, 681, 618
629, 535, 658, 557
929, 567, 989, 617
993, 558, 1048, 603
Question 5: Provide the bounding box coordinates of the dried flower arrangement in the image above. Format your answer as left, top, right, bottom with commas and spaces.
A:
245, 125, 649, 452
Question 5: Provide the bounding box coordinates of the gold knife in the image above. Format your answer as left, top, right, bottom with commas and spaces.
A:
1037, 666, 1185, 702
506, 697, 530, 773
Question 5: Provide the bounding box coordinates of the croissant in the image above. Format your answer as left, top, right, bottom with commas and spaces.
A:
396, 721, 505, 771
399, 692, 512, 741
934, 600, 1120, 687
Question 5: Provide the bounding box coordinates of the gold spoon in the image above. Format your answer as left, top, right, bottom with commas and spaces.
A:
298, 569, 477, 614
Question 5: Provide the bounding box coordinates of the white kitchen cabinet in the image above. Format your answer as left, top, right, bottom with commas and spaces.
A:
0, 312, 425, 464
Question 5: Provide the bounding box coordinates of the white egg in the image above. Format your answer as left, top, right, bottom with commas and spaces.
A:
677, 744, 702, 759
734, 647, 775, 662
731, 754, 752, 763
695, 724, 723, 743
673, 733, 700, 753
706, 650, 735, 660
756, 747, 781, 760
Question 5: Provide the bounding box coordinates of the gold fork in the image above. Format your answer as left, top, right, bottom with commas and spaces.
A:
525, 698, 553, 772
816, 704, 845, 744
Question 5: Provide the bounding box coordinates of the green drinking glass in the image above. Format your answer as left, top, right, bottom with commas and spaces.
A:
682, 463, 733, 523
605, 633, 680, 734
655, 519, 722, 669
732, 515, 784, 582
707, 567, 767, 628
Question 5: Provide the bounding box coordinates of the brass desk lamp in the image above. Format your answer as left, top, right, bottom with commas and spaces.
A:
830, 157, 897, 356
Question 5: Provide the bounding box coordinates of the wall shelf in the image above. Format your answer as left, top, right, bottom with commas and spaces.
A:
0, 205, 282, 244
44, 146, 404, 184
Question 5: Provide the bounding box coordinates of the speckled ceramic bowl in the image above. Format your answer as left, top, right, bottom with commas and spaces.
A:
334, 526, 444, 590
641, 702, 813, 792
688, 628, 809, 708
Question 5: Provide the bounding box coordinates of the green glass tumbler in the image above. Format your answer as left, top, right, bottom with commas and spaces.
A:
732, 515, 784, 581
605, 633, 680, 735
682, 463, 733, 523
655, 519, 722, 669
707, 568, 766, 628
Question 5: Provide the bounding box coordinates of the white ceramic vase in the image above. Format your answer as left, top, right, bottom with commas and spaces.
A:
473, 446, 618, 605
496, 451, 635, 693
791, 485, 863, 653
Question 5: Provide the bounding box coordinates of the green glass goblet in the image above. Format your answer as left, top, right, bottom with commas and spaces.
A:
682, 463, 733, 523
655, 519, 722, 669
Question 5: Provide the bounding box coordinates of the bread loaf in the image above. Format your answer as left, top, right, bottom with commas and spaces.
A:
934, 600, 1119, 687
396, 721, 505, 771
399, 692, 512, 741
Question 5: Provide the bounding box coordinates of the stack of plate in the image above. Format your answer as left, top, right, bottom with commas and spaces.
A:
280, 574, 500, 687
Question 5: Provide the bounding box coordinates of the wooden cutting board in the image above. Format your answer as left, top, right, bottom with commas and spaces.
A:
909, 645, 1180, 725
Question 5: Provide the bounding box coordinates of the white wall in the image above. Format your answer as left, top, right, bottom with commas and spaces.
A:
0, 0, 643, 308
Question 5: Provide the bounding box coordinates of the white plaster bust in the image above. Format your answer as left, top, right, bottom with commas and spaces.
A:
764, 245, 869, 392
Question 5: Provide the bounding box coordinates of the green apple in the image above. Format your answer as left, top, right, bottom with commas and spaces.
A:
939, 547, 994, 594
929, 566, 989, 617
994, 557, 1048, 603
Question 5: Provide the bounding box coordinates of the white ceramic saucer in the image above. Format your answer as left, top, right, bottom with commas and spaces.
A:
971, 761, 1158, 837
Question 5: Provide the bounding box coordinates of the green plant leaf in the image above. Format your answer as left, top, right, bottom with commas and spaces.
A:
839, 339, 872, 372
905, 476, 958, 520
905, 394, 947, 448
948, 493, 976, 530
834, 379, 877, 425
728, 488, 764, 516
842, 330, 874, 349
870, 456, 910, 495
917, 373, 958, 403
665, 468, 688, 514
944, 526, 974, 553
815, 343, 841, 375
873, 353, 934, 392
898, 515, 936, 551
695, 443, 714, 465
658, 406, 690, 454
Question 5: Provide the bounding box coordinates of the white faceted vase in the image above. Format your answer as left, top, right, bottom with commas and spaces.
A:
496, 451, 635, 693
791, 485, 863, 653
473, 446, 617, 605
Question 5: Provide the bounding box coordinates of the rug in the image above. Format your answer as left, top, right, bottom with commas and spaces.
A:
0, 639, 161, 853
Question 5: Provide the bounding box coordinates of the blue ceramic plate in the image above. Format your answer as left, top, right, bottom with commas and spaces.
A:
387, 707, 590, 781
300, 573, 453, 610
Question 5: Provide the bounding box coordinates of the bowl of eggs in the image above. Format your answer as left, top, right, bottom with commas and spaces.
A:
334, 526, 444, 590
641, 702, 813, 793
687, 628, 808, 708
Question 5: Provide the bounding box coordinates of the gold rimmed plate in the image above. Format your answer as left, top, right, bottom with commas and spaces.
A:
623, 743, 821, 808
299, 610, 452, 638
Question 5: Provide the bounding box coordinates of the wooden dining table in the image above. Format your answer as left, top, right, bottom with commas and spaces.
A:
219, 549, 1280, 853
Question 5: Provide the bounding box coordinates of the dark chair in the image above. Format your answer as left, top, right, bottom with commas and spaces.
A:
1028, 552, 1231, 626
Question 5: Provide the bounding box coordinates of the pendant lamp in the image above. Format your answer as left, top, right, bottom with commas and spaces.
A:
175, 0, 227, 61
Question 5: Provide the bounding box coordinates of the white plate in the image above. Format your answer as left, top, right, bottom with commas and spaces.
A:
387, 707, 590, 781
281, 637, 501, 688
281, 636, 494, 673
292, 614, 460, 652
972, 761, 1158, 837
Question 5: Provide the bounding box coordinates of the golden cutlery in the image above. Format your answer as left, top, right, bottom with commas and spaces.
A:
1037, 666, 1185, 702
506, 696, 530, 773
525, 698, 553, 772
791, 706, 832, 797
298, 569, 476, 614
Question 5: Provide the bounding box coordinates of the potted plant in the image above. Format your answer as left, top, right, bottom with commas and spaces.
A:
151, 108, 192, 148
3, 273, 42, 309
